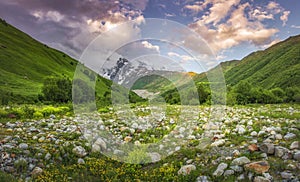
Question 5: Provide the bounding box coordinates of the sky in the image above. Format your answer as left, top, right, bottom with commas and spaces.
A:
0, 0, 300, 73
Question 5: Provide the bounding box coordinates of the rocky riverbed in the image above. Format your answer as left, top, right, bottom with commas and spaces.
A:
0, 104, 299, 181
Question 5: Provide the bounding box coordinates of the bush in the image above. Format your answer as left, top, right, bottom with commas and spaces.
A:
33, 111, 44, 119
285, 87, 300, 102
41, 106, 70, 117
22, 105, 35, 119
0, 108, 9, 118
41, 76, 72, 103
0, 89, 12, 105
234, 81, 252, 104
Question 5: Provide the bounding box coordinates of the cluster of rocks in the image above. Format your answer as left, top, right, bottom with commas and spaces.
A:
201, 107, 300, 181
0, 105, 299, 181
0, 116, 88, 180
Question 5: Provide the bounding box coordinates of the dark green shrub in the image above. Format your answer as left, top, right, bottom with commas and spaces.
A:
42, 76, 72, 103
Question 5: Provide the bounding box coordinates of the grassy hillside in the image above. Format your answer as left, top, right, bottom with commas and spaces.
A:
131, 35, 300, 104
134, 35, 300, 92
0, 19, 143, 105
132, 71, 194, 93
193, 60, 240, 82
225, 35, 300, 88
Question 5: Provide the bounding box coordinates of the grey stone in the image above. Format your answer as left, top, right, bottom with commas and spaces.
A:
230, 165, 243, 172
248, 172, 254, 181
253, 176, 271, 182
147, 152, 161, 163
281, 172, 293, 179
263, 173, 273, 181
28, 163, 35, 171
282, 151, 293, 160
250, 131, 258, 137
178, 164, 196, 175
237, 174, 245, 181
275, 134, 283, 140
31, 167, 43, 176
231, 156, 250, 166
50, 114, 56, 119
92, 137, 106, 152
196, 176, 211, 182
45, 153, 51, 160
210, 139, 225, 147
223, 169, 234, 176
213, 163, 228, 176
186, 159, 193, 164
259, 143, 275, 154
293, 151, 300, 161
290, 141, 300, 150
4, 166, 15, 173
3, 144, 14, 149
284, 133, 296, 140
78, 158, 85, 164
258, 131, 266, 136
72, 146, 87, 157
237, 125, 246, 134
274, 146, 289, 158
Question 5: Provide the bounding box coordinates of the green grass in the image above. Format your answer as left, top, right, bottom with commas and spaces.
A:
131, 35, 300, 105
0, 19, 144, 105
0, 170, 17, 182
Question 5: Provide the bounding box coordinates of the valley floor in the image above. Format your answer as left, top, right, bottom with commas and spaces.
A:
0, 104, 299, 181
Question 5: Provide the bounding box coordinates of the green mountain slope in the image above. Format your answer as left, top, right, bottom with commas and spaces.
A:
132, 71, 194, 93
225, 35, 300, 88
192, 60, 240, 82
0, 19, 143, 104
131, 35, 300, 104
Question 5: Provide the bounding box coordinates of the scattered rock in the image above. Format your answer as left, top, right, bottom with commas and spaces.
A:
95, 138, 107, 150
232, 156, 250, 166
178, 164, 196, 175
275, 134, 282, 140
274, 146, 289, 158
213, 163, 228, 176
248, 144, 259, 152
259, 143, 275, 154
237, 174, 245, 181
19, 143, 28, 150
236, 125, 246, 135
45, 153, 51, 160
147, 152, 161, 163
290, 141, 299, 150
4, 166, 15, 173
124, 136, 132, 142
263, 173, 273, 181
230, 165, 243, 172
253, 176, 271, 182
196, 176, 211, 182
293, 151, 300, 161
38, 136, 45, 143
284, 133, 296, 140
211, 139, 225, 147
280, 172, 293, 179
244, 161, 270, 174
72, 146, 87, 157
258, 131, 266, 136
232, 150, 240, 157
186, 159, 193, 164
50, 114, 56, 119
31, 167, 43, 177
78, 158, 85, 164
223, 169, 234, 176
250, 131, 258, 137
